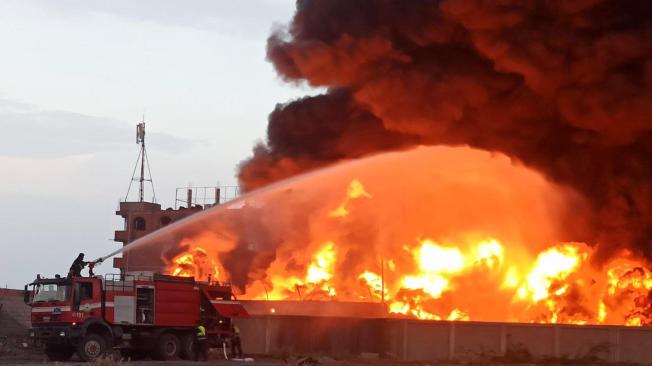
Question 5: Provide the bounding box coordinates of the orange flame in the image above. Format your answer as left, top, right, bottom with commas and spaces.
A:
329, 179, 372, 218
163, 161, 652, 326
168, 246, 220, 281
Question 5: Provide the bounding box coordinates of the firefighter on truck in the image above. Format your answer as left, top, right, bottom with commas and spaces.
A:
25, 264, 249, 362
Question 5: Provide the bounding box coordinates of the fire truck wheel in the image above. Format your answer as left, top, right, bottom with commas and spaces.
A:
44, 344, 74, 361
155, 333, 181, 360
179, 333, 196, 360
76, 333, 107, 361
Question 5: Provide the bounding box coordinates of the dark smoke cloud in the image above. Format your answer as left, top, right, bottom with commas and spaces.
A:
239, 0, 652, 262
239, 90, 418, 188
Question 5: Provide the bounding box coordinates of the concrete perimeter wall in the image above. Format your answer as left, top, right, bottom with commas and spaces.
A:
235, 316, 652, 364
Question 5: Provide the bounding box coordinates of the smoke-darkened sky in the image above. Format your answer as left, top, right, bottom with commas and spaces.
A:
240, 0, 652, 264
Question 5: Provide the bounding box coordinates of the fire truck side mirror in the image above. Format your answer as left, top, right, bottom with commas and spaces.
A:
23, 285, 31, 304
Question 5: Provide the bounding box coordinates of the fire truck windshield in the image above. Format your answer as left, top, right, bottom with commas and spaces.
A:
33, 283, 71, 302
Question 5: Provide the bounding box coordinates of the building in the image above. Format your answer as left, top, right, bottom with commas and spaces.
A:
112, 200, 201, 272
112, 121, 238, 273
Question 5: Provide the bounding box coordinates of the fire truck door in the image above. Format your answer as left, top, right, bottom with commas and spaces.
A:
73, 281, 96, 315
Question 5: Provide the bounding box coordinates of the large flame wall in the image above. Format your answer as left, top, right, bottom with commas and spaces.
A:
125, 146, 652, 326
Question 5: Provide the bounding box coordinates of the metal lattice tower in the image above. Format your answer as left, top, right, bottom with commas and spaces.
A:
124, 118, 157, 203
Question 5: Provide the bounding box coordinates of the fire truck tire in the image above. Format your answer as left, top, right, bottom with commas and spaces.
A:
154, 333, 180, 360
44, 344, 74, 361
179, 333, 196, 360
76, 333, 107, 361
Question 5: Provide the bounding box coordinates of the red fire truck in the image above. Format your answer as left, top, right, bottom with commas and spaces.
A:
24, 272, 249, 361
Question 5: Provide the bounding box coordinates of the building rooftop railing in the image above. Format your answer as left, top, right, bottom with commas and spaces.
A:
174, 185, 240, 209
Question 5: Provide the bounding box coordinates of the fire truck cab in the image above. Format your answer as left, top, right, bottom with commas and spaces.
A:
25, 273, 248, 361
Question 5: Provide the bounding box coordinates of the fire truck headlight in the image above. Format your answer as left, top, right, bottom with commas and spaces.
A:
59, 331, 66, 337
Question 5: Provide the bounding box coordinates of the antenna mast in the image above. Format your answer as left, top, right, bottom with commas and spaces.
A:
137, 119, 146, 202
125, 117, 157, 202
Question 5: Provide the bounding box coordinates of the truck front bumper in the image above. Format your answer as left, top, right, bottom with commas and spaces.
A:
30, 325, 82, 344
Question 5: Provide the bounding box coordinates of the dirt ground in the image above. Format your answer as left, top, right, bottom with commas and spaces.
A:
0, 351, 416, 366
0, 336, 395, 366
0, 336, 609, 366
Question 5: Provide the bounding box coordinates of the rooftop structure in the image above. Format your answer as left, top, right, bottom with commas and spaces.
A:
112, 121, 238, 273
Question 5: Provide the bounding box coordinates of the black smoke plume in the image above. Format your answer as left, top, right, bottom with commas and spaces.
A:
239, 0, 652, 263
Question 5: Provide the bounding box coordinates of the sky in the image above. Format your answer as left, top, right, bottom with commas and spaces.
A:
0, 0, 313, 288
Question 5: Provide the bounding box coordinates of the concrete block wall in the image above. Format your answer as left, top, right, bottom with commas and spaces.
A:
235, 316, 652, 364
620, 328, 652, 363
379, 320, 651, 363
234, 316, 386, 357
0, 289, 30, 336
